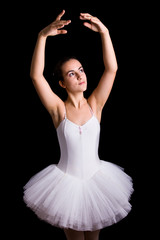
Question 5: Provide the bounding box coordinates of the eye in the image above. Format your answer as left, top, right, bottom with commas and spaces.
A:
79, 67, 84, 73
68, 72, 75, 77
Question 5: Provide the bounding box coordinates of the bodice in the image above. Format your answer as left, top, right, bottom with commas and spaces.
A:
56, 113, 101, 180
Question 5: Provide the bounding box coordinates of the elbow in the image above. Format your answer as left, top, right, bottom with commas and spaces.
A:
114, 65, 118, 74
30, 74, 36, 84
30, 73, 34, 81
116, 62, 118, 71
112, 62, 118, 73
30, 66, 39, 82
30, 69, 35, 81
30, 71, 39, 83
115, 62, 118, 72
107, 65, 118, 74
30, 67, 43, 82
112, 66, 118, 74
105, 62, 118, 74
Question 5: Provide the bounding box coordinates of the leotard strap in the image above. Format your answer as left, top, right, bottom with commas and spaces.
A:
87, 103, 94, 116
64, 104, 67, 119
64, 102, 93, 119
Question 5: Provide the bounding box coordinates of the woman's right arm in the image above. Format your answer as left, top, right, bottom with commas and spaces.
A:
30, 10, 71, 123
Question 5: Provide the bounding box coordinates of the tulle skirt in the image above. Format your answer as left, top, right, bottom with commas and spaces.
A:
23, 160, 133, 231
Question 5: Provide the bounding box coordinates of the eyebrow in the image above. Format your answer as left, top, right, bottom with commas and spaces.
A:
66, 66, 83, 75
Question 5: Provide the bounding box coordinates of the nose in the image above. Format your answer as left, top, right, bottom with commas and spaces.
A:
76, 72, 82, 80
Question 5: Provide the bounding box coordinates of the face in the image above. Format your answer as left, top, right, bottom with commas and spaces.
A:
60, 59, 87, 93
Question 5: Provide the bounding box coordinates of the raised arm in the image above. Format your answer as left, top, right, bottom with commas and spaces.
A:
80, 13, 118, 115
30, 10, 71, 118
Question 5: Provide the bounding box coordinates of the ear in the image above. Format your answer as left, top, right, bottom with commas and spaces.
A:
59, 80, 66, 88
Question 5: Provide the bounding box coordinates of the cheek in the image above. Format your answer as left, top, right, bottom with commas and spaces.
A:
63, 78, 77, 88
83, 73, 87, 82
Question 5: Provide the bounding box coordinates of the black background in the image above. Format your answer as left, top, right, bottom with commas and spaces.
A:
5, 1, 153, 239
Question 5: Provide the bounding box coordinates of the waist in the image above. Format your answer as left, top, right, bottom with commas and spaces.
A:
57, 156, 100, 180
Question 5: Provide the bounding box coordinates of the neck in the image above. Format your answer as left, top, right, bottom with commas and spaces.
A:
66, 92, 86, 109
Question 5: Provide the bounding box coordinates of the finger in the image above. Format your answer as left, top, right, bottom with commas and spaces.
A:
80, 13, 92, 17
56, 21, 70, 31
80, 13, 92, 20
57, 29, 67, 34
83, 22, 92, 29
53, 20, 71, 27
90, 17, 99, 23
52, 20, 71, 29
56, 9, 65, 20
80, 15, 93, 21
56, 24, 65, 29
60, 20, 71, 25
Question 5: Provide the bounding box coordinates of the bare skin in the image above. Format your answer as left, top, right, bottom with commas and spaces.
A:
64, 229, 100, 240
30, 10, 118, 240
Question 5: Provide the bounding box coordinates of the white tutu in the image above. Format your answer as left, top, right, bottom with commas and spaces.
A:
24, 161, 133, 231
24, 108, 133, 231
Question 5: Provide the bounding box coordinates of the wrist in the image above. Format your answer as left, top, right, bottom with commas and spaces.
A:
38, 30, 48, 39
99, 28, 109, 36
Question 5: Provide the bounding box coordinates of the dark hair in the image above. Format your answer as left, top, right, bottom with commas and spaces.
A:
53, 56, 80, 81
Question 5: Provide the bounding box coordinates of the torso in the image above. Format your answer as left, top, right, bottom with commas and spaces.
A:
51, 98, 102, 129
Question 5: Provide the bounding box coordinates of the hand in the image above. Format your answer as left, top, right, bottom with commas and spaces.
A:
80, 13, 108, 34
40, 10, 71, 37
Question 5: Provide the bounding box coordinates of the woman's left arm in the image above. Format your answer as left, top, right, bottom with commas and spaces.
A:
80, 13, 118, 111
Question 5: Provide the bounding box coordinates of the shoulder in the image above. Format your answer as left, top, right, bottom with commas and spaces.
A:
50, 99, 66, 129
87, 97, 102, 123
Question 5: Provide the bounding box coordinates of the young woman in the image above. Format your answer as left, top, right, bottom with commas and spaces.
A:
23, 10, 133, 240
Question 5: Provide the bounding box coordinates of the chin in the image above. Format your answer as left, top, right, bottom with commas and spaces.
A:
81, 85, 87, 92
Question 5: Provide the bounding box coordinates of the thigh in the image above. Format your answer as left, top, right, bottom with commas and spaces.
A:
64, 228, 85, 240
84, 230, 100, 240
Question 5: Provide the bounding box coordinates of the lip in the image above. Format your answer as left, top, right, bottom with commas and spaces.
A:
79, 82, 85, 85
